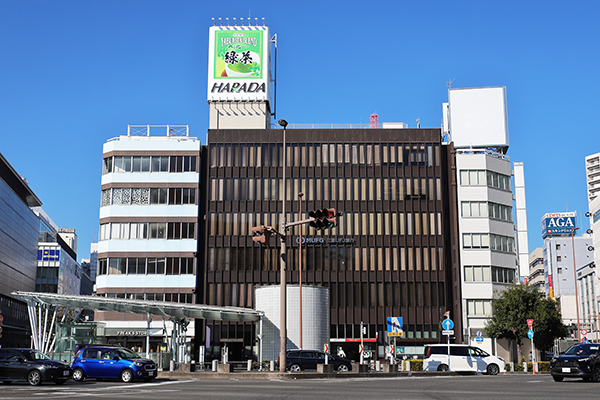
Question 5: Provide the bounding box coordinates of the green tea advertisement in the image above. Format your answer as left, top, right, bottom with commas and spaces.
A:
214, 30, 263, 79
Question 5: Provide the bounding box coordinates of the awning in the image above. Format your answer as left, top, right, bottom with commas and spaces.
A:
12, 291, 263, 322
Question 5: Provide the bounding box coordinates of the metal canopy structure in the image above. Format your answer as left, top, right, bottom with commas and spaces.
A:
12, 291, 263, 322
12, 291, 265, 367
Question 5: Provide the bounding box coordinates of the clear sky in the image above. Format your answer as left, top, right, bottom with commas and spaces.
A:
1, 1, 598, 261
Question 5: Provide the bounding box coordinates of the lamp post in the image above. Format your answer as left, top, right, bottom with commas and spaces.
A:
278, 119, 288, 372
572, 226, 581, 341
298, 191, 304, 350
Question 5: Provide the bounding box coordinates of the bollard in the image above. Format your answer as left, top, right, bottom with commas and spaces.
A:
170, 360, 175, 372
270, 360, 275, 371
247, 359, 252, 371
405, 360, 411, 371
212, 359, 218, 372
376, 361, 381, 371
523, 362, 527, 373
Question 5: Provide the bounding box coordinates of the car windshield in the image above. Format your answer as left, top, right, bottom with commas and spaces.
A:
22, 350, 51, 361
115, 348, 142, 359
564, 344, 600, 356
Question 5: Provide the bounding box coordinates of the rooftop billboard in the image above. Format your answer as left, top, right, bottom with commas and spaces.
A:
541, 212, 577, 238
448, 87, 509, 149
207, 25, 270, 103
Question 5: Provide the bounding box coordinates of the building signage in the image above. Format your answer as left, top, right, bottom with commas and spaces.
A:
296, 237, 355, 245
541, 212, 577, 238
105, 328, 162, 337
207, 26, 270, 103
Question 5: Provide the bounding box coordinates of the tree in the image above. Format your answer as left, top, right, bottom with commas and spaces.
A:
532, 296, 569, 352
485, 284, 567, 362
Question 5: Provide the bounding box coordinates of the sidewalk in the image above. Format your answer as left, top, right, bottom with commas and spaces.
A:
157, 369, 459, 380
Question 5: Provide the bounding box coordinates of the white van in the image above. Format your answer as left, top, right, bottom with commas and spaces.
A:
422, 344, 506, 375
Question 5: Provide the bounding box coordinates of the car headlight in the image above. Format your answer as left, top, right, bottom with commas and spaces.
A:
134, 361, 143, 367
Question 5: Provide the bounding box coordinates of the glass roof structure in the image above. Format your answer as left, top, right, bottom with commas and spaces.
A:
12, 291, 263, 322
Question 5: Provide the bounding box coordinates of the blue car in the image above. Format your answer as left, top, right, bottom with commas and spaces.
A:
71, 346, 156, 383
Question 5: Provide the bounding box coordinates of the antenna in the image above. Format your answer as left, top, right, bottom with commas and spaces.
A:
447, 78, 455, 89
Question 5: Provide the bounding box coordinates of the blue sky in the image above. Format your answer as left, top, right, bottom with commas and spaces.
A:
1, 1, 598, 260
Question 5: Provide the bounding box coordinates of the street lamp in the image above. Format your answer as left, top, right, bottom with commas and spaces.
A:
572, 226, 581, 341
278, 118, 288, 372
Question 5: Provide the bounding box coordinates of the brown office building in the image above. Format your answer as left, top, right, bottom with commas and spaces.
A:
196, 127, 461, 361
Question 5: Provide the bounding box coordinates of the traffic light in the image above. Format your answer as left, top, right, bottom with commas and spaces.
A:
309, 208, 338, 230
251, 225, 269, 243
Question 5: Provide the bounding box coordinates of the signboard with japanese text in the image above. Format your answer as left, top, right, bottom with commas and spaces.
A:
207, 25, 270, 103
387, 317, 403, 337
541, 212, 577, 238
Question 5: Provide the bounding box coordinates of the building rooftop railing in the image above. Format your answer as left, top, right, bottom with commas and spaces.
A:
127, 125, 189, 137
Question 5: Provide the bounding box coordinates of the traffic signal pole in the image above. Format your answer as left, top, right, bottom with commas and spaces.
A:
253, 118, 342, 372
279, 120, 288, 373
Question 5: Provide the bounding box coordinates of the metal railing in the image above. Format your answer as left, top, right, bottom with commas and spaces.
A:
127, 125, 189, 137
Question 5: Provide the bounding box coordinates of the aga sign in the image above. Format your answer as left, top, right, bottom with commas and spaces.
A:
542, 212, 577, 238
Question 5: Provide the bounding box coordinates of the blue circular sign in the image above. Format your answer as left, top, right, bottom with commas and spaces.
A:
442, 319, 454, 330
528, 329, 534, 339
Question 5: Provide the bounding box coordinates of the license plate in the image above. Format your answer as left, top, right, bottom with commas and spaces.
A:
63, 371, 70, 376
148, 371, 154, 376
562, 367, 571, 373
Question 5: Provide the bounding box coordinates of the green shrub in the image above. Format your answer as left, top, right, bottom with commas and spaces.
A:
526, 361, 550, 372
514, 363, 524, 372
410, 360, 423, 371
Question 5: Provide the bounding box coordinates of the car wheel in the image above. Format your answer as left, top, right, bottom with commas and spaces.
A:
553, 375, 564, 382
289, 364, 302, 372
486, 363, 500, 375
27, 370, 42, 386
593, 366, 600, 382
337, 364, 349, 372
120, 369, 134, 383
54, 379, 67, 385
72, 368, 85, 382
437, 364, 449, 372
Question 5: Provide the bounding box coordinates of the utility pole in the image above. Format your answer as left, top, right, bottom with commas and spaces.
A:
278, 119, 288, 373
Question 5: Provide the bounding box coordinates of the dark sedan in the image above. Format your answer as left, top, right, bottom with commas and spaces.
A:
550, 343, 600, 382
286, 350, 352, 372
0, 348, 71, 386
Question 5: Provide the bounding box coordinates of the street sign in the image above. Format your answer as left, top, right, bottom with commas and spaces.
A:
527, 329, 534, 339
358, 344, 363, 354
527, 319, 533, 329
442, 319, 454, 330
476, 330, 482, 337
324, 344, 329, 353
442, 329, 454, 336
387, 317, 403, 332
581, 329, 588, 337
475, 336, 484, 343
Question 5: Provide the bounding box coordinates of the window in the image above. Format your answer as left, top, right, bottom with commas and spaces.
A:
169, 156, 197, 172
467, 299, 492, 316
149, 223, 167, 239
151, 156, 169, 172
150, 188, 167, 204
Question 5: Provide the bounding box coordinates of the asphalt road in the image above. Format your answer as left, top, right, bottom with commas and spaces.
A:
1, 374, 598, 400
